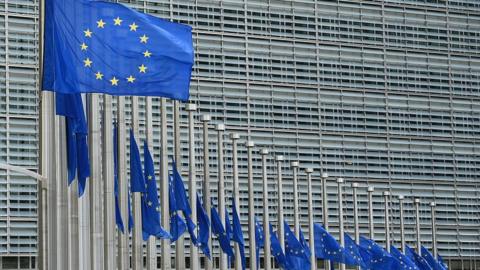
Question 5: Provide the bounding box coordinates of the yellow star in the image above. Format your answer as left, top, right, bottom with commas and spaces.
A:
97, 19, 106, 28
143, 50, 152, 58
129, 22, 138, 31
84, 29, 92, 38
138, 64, 147, 73
126, 75, 136, 83
80, 43, 88, 51
83, 58, 92, 67
148, 175, 152, 180
140, 34, 149, 43
110, 77, 119, 86
113, 17, 122, 26
95, 71, 103, 80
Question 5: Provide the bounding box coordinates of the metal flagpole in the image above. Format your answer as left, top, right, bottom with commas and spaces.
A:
276, 155, 285, 251
217, 124, 227, 269
131, 96, 143, 270
430, 202, 437, 259
89, 94, 104, 270
57, 116, 69, 269
351, 183, 360, 246
414, 198, 421, 254
260, 149, 271, 270
337, 178, 345, 270
398, 195, 406, 253
160, 99, 171, 268
383, 191, 391, 252
174, 100, 185, 270
201, 115, 213, 270
246, 141, 256, 270
117, 96, 129, 270
146, 97, 156, 270
291, 161, 300, 239
367, 187, 375, 240
305, 168, 315, 270
321, 173, 329, 270
230, 133, 241, 270
186, 103, 199, 270
103, 95, 116, 270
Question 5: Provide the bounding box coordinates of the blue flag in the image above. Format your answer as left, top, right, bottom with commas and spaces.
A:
313, 224, 357, 266
299, 228, 312, 261
391, 245, 418, 270
269, 223, 290, 269
344, 233, 366, 268
196, 193, 211, 259
211, 206, 234, 258
55, 93, 90, 196
284, 221, 310, 270
406, 246, 433, 270
43, 0, 193, 100
231, 198, 246, 270
129, 130, 145, 193
168, 175, 186, 242
113, 123, 125, 233
255, 217, 265, 269
141, 142, 170, 241
225, 208, 232, 240
421, 246, 446, 270
358, 236, 398, 270
438, 255, 448, 270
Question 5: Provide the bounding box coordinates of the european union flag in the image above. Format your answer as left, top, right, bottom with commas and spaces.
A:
231, 198, 246, 270
358, 236, 398, 270
129, 130, 145, 193
284, 221, 310, 270
299, 228, 312, 261
196, 193, 211, 259
211, 206, 234, 258
344, 233, 366, 268
438, 255, 448, 270
113, 123, 125, 233
56, 93, 90, 196
405, 246, 433, 270
255, 217, 264, 269
313, 224, 357, 266
269, 223, 290, 269
44, 0, 194, 100
168, 175, 186, 242
225, 208, 232, 240
141, 142, 170, 241
421, 246, 446, 270
391, 245, 418, 270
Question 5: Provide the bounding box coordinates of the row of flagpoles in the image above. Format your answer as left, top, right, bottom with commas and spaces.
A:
40, 88, 447, 270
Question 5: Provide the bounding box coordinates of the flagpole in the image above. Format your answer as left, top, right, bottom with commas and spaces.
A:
430, 202, 437, 259
275, 155, 285, 251
351, 183, 359, 246
89, 94, 104, 270
230, 133, 242, 270
337, 178, 345, 270
103, 94, 116, 270
398, 195, 405, 253
146, 96, 156, 270
57, 116, 69, 269
383, 191, 391, 252
174, 100, 185, 270
186, 103, 199, 270
305, 168, 315, 270
131, 96, 143, 270
367, 187, 375, 240
291, 161, 300, 239
201, 115, 213, 270
414, 198, 421, 254
246, 141, 256, 270
117, 96, 129, 270
321, 172, 330, 270
260, 149, 271, 270
216, 124, 227, 270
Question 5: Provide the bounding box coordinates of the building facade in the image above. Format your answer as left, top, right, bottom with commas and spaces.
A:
2, 0, 480, 269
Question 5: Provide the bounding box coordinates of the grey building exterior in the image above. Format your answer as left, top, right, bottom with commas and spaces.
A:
1, 0, 480, 269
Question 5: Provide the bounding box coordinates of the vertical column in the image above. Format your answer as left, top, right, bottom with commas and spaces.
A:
430, 202, 437, 259
291, 161, 300, 239
367, 187, 375, 240
384, 191, 391, 252
57, 117, 69, 269
103, 95, 116, 270
230, 133, 241, 270
351, 183, 360, 245
174, 100, 184, 270
161, 98, 171, 269
131, 97, 143, 270
276, 155, 285, 251
415, 198, 421, 254
201, 115, 213, 270
305, 168, 315, 270
398, 195, 405, 253
260, 149, 271, 270
186, 103, 199, 270
117, 96, 129, 270
246, 141, 256, 270
216, 124, 227, 269
321, 173, 329, 270
146, 97, 156, 270
337, 178, 345, 270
